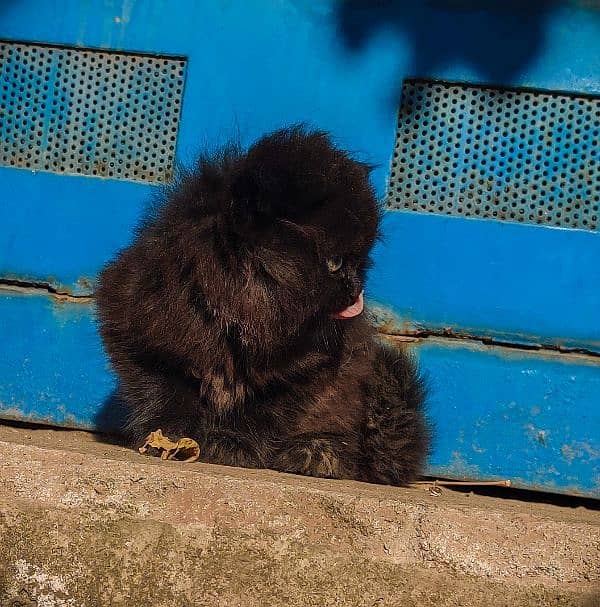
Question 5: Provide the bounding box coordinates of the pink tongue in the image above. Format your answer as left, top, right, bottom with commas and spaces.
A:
332, 290, 364, 319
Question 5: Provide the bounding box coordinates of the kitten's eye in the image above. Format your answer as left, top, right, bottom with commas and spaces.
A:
326, 256, 344, 273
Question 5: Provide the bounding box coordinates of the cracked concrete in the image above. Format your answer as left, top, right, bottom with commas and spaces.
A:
0, 424, 598, 606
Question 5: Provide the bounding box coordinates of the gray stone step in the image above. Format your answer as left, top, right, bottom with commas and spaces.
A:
0, 424, 598, 607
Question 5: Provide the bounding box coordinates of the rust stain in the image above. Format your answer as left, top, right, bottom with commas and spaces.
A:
376, 321, 600, 360
561, 442, 600, 464
76, 276, 95, 293
525, 424, 549, 447
50, 291, 94, 304
0, 405, 92, 430
561, 444, 577, 464
0, 280, 93, 304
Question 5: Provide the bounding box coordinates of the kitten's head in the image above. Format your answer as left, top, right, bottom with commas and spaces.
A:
187, 127, 380, 351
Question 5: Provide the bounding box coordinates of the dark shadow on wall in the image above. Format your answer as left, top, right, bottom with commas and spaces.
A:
0, 0, 19, 17
335, 0, 560, 101
92, 388, 129, 445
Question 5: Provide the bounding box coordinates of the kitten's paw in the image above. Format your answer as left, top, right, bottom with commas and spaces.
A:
202, 431, 265, 468
273, 436, 345, 479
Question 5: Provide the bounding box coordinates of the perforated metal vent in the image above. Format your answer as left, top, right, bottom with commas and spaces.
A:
388, 80, 599, 231
0, 41, 186, 182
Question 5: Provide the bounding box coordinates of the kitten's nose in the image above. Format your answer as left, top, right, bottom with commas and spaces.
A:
332, 290, 364, 319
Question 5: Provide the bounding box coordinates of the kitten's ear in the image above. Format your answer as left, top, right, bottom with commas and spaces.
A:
227, 167, 279, 237
224, 126, 336, 236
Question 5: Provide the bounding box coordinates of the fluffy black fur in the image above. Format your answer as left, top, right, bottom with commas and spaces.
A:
96, 126, 430, 485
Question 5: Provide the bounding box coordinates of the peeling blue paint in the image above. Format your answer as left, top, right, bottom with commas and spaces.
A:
411, 338, 600, 497
1, 290, 598, 497
367, 212, 600, 354
0, 290, 116, 430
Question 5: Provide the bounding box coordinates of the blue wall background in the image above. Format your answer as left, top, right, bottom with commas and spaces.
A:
1, 1, 598, 496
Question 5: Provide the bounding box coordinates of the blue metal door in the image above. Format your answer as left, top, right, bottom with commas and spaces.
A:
1, 1, 598, 496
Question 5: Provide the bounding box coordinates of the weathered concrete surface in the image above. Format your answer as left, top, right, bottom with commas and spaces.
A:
0, 424, 598, 607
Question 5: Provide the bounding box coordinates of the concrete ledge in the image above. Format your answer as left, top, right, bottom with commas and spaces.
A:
0, 424, 598, 606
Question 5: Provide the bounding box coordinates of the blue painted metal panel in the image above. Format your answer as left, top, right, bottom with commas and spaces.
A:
1, 1, 599, 495
388, 80, 599, 232
368, 211, 600, 352
0, 289, 115, 428
1, 0, 599, 299
414, 338, 600, 497
0, 41, 186, 182
0, 172, 148, 294
1, 290, 597, 497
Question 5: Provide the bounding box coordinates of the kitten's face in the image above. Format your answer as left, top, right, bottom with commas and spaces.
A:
197, 128, 380, 350
297, 193, 377, 322
232, 131, 379, 339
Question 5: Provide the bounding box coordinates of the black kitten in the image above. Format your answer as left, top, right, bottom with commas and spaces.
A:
96, 126, 430, 485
